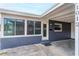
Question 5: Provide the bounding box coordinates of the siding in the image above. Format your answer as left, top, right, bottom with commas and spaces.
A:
0, 36, 41, 49
49, 20, 71, 41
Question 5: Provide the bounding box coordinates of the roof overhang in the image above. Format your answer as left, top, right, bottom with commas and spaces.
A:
0, 3, 69, 18
40, 3, 64, 17
0, 8, 40, 18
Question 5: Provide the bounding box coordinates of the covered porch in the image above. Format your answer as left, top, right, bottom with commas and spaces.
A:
0, 3, 77, 56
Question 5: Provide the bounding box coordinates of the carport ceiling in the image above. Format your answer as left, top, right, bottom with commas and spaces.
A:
48, 4, 75, 23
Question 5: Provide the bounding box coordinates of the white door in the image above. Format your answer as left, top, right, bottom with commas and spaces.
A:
42, 23, 48, 40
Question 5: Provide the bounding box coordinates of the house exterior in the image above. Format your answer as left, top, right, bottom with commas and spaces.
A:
0, 3, 75, 50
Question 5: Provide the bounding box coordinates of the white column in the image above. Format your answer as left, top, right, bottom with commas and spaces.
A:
0, 14, 3, 38
75, 4, 79, 56
0, 14, 1, 36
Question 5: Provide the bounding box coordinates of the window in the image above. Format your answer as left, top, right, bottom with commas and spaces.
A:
27, 20, 41, 35
4, 18, 41, 36
27, 20, 34, 35
43, 24, 47, 37
54, 23, 62, 32
16, 20, 25, 35
4, 18, 15, 36
35, 21, 41, 34
4, 18, 25, 36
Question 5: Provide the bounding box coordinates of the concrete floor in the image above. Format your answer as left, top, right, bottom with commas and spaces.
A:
0, 39, 75, 56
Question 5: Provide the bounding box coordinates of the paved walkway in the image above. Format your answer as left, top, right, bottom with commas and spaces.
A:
0, 39, 75, 56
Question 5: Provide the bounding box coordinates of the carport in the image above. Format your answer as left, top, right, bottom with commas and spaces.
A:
41, 3, 75, 42
41, 3, 75, 55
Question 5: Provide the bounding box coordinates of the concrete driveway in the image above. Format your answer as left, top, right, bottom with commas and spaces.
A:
0, 39, 75, 56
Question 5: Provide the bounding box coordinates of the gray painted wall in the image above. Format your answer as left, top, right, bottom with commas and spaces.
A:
0, 39, 1, 50
0, 36, 41, 49
0, 20, 71, 49
49, 20, 71, 41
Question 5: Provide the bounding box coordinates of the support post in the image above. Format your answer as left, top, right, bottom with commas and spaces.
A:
75, 3, 79, 56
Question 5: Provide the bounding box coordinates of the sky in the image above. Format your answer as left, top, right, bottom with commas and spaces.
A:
0, 3, 57, 15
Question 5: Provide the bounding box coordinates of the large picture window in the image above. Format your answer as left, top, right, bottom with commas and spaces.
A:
16, 20, 25, 35
27, 20, 34, 35
4, 18, 41, 36
4, 18, 15, 36
27, 20, 41, 35
4, 18, 25, 36
35, 21, 41, 34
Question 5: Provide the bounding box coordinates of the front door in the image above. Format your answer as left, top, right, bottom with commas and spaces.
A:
42, 23, 48, 40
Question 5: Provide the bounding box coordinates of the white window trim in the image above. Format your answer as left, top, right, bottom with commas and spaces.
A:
26, 20, 42, 36
25, 20, 27, 35
3, 18, 25, 36
34, 21, 35, 35
1, 18, 42, 38
0, 17, 4, 37
54, 23, 62, 32
1, 34, 42, 38
42, 22, 48, 40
